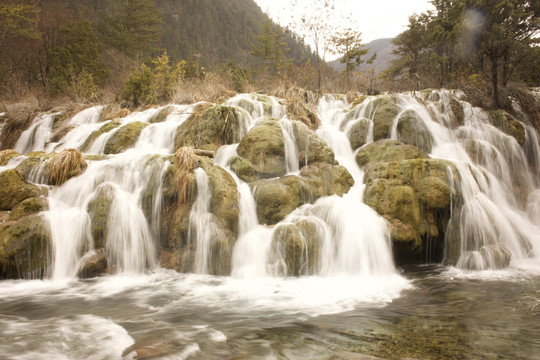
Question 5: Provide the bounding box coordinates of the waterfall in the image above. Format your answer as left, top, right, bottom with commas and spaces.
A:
279, 119, 300, 174
189, 167, 218, 274
15, 113, 60, 154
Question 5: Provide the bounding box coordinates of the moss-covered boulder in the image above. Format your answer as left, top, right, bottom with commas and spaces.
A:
236, 119, 287, 178
363, 158, 455, 264
356, 140, 428, 168
269, 219, 321, 276
396, 110, 434, 153
0, 170, 47, 211
0, 149, 19, 166
10, 197, 48, 221
252, 163, 353, 225
174, 104, 245, 152
372, 96, 400, 141
348, 119, 370, 150
104, 121, 147, 154
87, 184, 115, 249
0, 214, 51, 279
80, 119, 122, 152
292, 120, 335, 166
15, 152, 54, 180
149, 106, 173, 123
488, 110, 526, 145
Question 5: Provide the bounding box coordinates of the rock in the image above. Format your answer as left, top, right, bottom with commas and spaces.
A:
0, 149, 19, 166
372, 96, 400, 141
363, 158, 456, 264
348, 119, 370, 150
87, 184, 115, 249
0, 170, 47, 211
292, 120, 335, 166
0, 214, 51, 279
356, 139, 428, 168
236, 119, 286, 178
10, 197, 48, 221
80, 119, 122, 152
174, 104, 245, 151
149, 106, 173, 123
396, 110, 434, 153
252, 163, 354, 225
104, 121, 147, 154
78, 249, 109, 278
457, 244, 512, 270
488, 110, 526, 145
15, 152, 54, 180
229, 155, 261, 183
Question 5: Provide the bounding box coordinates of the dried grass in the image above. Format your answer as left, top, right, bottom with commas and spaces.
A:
99, 105, 131, 122
273, 86, 321, 130
175, 147, 197, 204
173, 75, 236, 105
48, 148, 88, 185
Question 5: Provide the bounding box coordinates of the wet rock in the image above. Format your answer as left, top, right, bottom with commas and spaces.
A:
104, 121, 147, 154
0, 214, 51, 279
78, 249, 109, 278
488, 110, 526, 145
457, 244, 512, 270
0, 169, 47, 211
149, 106, 173, 123
396, 110, 434, 153
372, 96, 400, 141
236, 119, 286, 178
292, 120, 335, 166
175, 104, 245, 151
15, 152, 54, 180
80, 119, 122, 152
356, 139, 427, 168
348, 119, 370, 150
87, 184, 115, 249
363, 158, 455, 263
299, 162, 354, 198
10, 197, 48, 221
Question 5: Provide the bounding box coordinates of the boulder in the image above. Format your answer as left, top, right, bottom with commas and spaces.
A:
292, 120, 335, 166
15, 152, 54, 180
10, 197, 48, 221
0, 214, 51, 279
0, 169, 47, 211
372, 96, 400, 141
356, 139, 428, 168
174, 104, 245, 152
78, 249, 109, 278
87, 183, 115, 249
80, 119, 122, 152
396, 110, 434, 153
236, 119, 286, 178
348, 119, 370, 150
488, 110, 526, 145
104, 121, 147, 154
363, 158, 456, 264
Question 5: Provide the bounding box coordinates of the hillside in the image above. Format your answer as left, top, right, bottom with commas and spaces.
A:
330, 38, 396, 74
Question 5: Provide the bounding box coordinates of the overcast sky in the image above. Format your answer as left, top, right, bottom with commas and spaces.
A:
253, 0, 434, 43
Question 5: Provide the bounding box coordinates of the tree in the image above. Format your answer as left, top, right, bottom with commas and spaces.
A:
289, 0, 339, 90
251, 18, 290, 76
48, 20, 106, 98
102, 0, 163, 58
331, 28, 375, 88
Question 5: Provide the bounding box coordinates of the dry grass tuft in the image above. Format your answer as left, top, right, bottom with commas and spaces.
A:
273, 86, 321, 130
175, 147, 197, 204
99, 105, 131, 122
0, 149, 19, 166
173, 75, 236, 105
48, 148, 88, 185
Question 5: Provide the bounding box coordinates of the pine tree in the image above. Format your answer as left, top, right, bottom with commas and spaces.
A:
102, 0, 163, 58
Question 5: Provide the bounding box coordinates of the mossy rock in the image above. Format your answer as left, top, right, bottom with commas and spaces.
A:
0, 149, 19, 166
396, 110, 434, 153
87, 184, 115, 249
237, 119, 286, 178
10, 197, 48, 221
488, 110, 526, 145
372, 96, 400, 140
149, 106, 173, 123
15, 152, 54, 180
418, 176, 451, 209
292, 120, 335, 166
80, 119, 122, 152
199, 156, 239, 235
104, 121, 147, 154
299, 162, 354, 198
175, 104, 244, 152
0, 214, 51, 279
229, 155, 261, 183
270, 221, 320, 276
449, 97, 464, 127
356, 140, 428, 168
0, 170, 47, 211
348, 119, 370, 150
252, 176, 307, 225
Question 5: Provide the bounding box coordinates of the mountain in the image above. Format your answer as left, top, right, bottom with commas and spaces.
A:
329, 38, 396, 74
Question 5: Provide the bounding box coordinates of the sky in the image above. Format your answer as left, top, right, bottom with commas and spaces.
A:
254, 0, 434, 44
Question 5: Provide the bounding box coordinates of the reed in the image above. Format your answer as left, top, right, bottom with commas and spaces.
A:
48, 148, 88, 185
175, 147, 197, 204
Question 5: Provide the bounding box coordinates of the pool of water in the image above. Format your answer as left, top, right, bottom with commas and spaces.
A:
1, 265, 539, 359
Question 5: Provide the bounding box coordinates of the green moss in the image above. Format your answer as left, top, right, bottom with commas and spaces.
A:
396, 110, 434, 153
348, 119, 370, 150
80, 119, 122, 152
149, 106, 173, 123
15, 152, 54, 179
104, 121, 147, 154
86, 184, 114, 249
0, 170, 46, 211
372, 96, 400, 140
10, 197, 48, 221
355, 139, 428, 168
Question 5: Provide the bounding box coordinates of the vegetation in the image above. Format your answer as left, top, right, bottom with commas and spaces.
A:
385, 0, 539, 106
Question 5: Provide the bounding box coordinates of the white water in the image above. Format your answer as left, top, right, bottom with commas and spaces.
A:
15, 112, 61, 154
